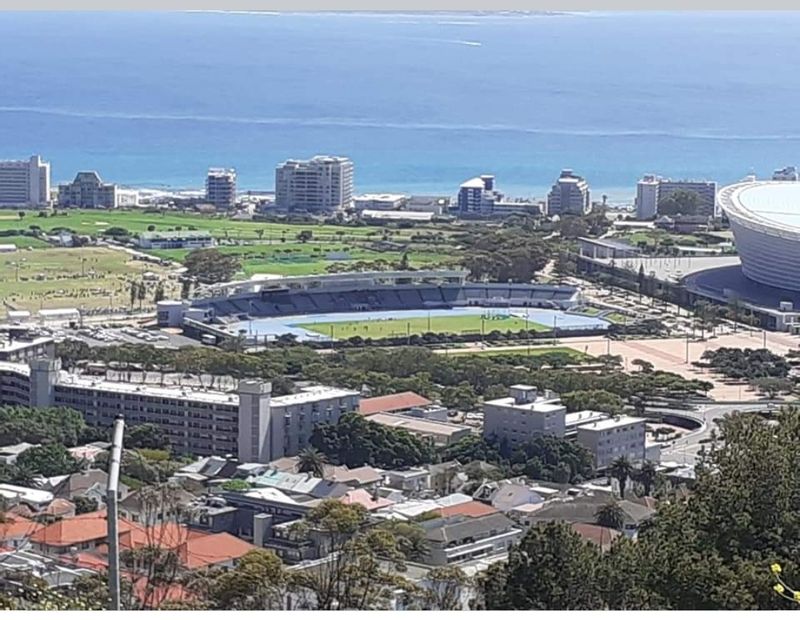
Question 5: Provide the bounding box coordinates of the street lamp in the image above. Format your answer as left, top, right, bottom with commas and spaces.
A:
106, 416, 125, 610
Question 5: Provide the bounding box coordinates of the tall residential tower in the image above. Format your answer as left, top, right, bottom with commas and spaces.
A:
206, 168, 237, 210
0, 155, 50, 207
275, 155, 354, 212
546, 169, 591, 216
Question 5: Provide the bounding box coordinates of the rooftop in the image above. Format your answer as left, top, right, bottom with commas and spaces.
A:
721, 180, 800, 231
577, 415, 646, 432
359, 391, 433, 416
367, 412, 471, 438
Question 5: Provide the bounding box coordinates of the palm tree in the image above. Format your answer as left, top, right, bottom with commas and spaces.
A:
298, 447, 327, 478
635, 461, 658, 497
608, 456, 633, 499
594, 501, 625, 530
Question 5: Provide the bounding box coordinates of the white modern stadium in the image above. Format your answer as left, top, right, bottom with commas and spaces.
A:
718, 181, 800, 291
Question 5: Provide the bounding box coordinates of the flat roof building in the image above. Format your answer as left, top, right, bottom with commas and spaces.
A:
206, 168, 237, 210
547, 169, 590, 216
635, 174, 660, 219
275, 155, 354, 213
483, 385, 566, 445
353, 193, 407, 211
575, 415, 646, 469
136, 230, 216, 250
366, 412, 472, 446
0, 156, 50, 207
657, 179, 717, 217
0, 359, 359, 464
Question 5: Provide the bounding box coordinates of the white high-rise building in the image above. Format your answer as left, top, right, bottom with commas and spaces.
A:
773, 166, 799, 181
275, 155, 354, 212
546, 169, 590, 216
0, 155, 50, 207
206, 168, 237, 210
635, 174, 660, 219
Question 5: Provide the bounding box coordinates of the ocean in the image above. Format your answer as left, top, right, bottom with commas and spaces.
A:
2, 11, 800, 203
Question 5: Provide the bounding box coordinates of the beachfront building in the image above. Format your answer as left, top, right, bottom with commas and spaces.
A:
353, 193, 408, 211
635, 174, 660, 219
546, 169, 591, 216
206, 168, 237, 210
57, 171, 117, 208
456, 175, 539, 218
0, 155, 50, 207
656, 179, 717, 217
773, 166, 799, 181
0, 358, 359, 463
275, 155, 354, 213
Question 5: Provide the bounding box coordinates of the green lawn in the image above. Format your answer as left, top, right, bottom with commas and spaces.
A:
2, 209, 448, 243
605, 312, 629, 324
0, 247, 176, 312
0, 235, 53, 249
297, 314, 549, 339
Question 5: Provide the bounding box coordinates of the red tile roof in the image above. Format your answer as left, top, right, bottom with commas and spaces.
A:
570, 523, 621, 550
0, 513, 43, 542
340, 489, 395, 511
176, 532, 256, 570
359, 392, 432, 416
436, 500, 499, 518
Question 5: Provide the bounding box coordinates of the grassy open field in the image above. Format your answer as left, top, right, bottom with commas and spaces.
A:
1, 210, 461, 277
0, 246, 177, 313
0, 235, 53, 249
297, 314, 549, 339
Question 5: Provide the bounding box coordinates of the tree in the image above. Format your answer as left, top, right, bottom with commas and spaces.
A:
630, 463, 656, 499
73, 494, 99, 515
137, 280, 147, 309
631, 358, 654, 373
296, 230, 313, 243
290, 500, 408, 610
657, 189, 701, 216
608, 456, 633, 499
479, 522, 603, 609
130, 281, 138, 309
297, 447, 327, 478
184, 249, 241, 284
0, 405, 86, 447
17, 211, 25, 220
221, 479, 251, 492
16, 443, 80, 477
420, 566, 471, 610
595, 501, 625, 530
153, 283, 165, 304
203, 549, 294, 610
750, 377, 794, 399
127, 423, 170, 451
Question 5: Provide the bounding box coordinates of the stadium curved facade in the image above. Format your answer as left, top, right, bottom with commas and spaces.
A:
719, 181, 800, 291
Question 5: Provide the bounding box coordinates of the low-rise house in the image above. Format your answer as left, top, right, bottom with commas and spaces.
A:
41, 498, 76, 520
37, 469, 127, 504
339, 488, 395, 512
0, 548, 93, 588
418, 512, 522, 566
267, 456, 383, 489
68, 441, 110, 464
525, 495, 655, 538
0, 442, 39, 465
0, 512, 43, 550
436, 500, 498, 519
248, 470, 350, 501
118, 486, 197, 524
428, 461, 466, 496
376, 493, 473, 521
570, 522, 622, 552
382, 468, 430, 495
473, 480, 546, 513
365, 413, 472, 447
0, 484, 54, 512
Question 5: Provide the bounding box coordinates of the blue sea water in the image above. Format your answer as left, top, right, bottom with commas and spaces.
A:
2, 11, 800, 202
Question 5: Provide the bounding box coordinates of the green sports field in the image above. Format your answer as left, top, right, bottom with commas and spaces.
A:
296, 314, 549, 339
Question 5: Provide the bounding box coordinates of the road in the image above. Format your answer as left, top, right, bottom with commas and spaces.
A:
655, 402, 774, 466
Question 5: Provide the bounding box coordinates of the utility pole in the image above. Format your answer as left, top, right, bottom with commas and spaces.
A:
763, 329, 767, 349
685, 334, 690, 364
107, 416, 125, 611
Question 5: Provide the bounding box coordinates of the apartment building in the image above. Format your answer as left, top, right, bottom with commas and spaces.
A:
575, 415, 647, 469
275, 155, 354, 212
483, 388, 647, 470
483, 385, 566, 444
656, 179, 717, 217
0, 156, 50, 207
635, 174, 660, 219
0, 359, 359, 463
205, 168, 237, 210
773, 166, 799, 181
57, 171, 117, 208
546, 169, 591, 216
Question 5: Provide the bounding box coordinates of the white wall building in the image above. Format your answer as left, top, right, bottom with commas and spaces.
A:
635, 174, 660, 219
275, 155, 354, 212
546, 169, 591, 216
0, 155, 50, 207
206, 168, 237, 210
57, 171, 117, 208
576, 416, 647, 469
353, 193, 407, 211
483, 385, 566, 445
773, 166, 799, 181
